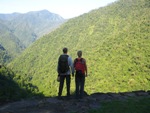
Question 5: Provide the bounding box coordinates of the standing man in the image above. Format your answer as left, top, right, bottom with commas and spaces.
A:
74, 50, 87, 99
57, 47, 74, 98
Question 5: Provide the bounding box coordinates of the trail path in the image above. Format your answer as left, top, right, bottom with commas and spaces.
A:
0, 90, 150, 113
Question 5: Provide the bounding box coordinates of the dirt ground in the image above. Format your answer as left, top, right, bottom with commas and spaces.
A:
0, 90, 150, 113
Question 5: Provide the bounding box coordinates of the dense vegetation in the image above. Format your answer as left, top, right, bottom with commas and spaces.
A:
9, 0, 150, 97
0, 19, 24, 63
0, 10, 65, 64
0, 65, 43, 101
0, 49, 11, 64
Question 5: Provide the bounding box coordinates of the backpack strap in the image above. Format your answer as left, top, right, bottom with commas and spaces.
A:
74, 58, 84, 68
74, 58, 81, 66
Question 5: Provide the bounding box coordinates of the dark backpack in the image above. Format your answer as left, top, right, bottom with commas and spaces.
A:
74, 58, 86, 74
58, 55, 69, 73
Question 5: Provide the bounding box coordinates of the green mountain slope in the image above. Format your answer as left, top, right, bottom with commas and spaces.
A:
0, 19, 25, 63
0, 44, 11, 64
9, 0, 150, 96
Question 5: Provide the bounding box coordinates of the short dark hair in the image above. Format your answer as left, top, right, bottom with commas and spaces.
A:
63, 47, 68, 53
77, 50, 82, 57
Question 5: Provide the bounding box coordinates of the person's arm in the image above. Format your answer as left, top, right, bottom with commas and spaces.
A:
68, 56, 74, 76
57, 56, 60, 73
84, 59, 88, 77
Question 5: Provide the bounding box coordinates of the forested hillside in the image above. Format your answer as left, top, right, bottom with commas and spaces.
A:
0, 65, 43, 101
0, 44, 11, 64
0, 10, 65, 64
0, 19, 24, 63
9, 0, 150, 96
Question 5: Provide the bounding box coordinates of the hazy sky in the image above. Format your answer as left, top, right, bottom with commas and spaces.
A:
0, 0, 117, 19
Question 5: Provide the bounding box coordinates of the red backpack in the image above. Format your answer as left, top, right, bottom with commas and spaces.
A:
74, 58, 86, 74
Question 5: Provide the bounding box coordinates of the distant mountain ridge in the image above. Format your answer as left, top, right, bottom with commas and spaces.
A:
0, 12, 20, 21
0, 10, 63, 21
0, 10, 66, 63
0, 9, 65, 47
